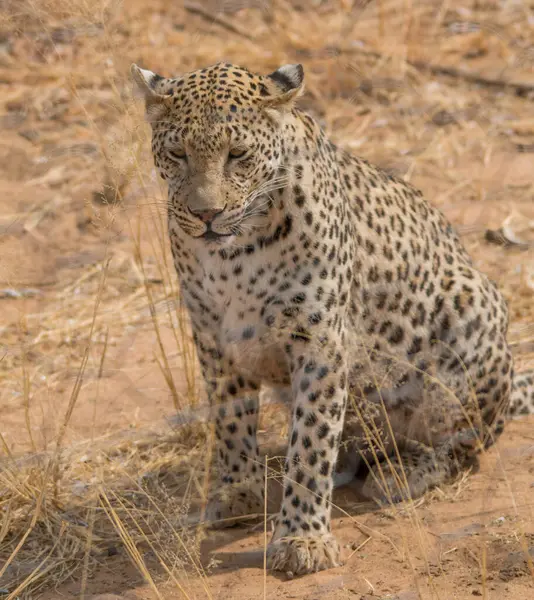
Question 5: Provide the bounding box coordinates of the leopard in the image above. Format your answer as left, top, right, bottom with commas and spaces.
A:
130, 61, 534, 575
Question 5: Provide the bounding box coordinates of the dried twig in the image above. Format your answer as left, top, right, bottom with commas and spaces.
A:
184, 2, 256, 41
304, 45, 534, 97
409, 58, 534, 97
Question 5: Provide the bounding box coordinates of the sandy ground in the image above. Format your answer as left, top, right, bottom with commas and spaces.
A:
1, 1, 533, 598
38, 419, 534, 600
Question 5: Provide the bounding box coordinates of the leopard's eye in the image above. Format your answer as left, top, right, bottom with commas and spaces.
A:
228, 148, 247, 160
168, 148, 187, 162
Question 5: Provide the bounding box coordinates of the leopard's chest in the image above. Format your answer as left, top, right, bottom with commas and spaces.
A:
215, 293, 290, 384
186, 257, 291, 384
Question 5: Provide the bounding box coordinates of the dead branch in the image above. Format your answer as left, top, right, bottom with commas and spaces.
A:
306, 45, 534, 97
184, 2, 256, 42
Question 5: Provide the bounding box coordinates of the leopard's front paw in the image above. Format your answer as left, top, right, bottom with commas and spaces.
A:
205, 481, 264, 528
267, 534, 341, 575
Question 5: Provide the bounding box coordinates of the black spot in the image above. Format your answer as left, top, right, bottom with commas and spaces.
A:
308, 391, 320, 402
317, 423, 330, 439
304, 360, 316, 374
407, 336, 422, 355
242, 326, 255, 340
305, 412, 317, 427
308, 312, 322, 325
316, 366, 329, 380
388, 325, 405, 345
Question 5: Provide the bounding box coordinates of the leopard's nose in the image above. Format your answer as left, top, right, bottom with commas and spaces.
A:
189, 206, 226, 224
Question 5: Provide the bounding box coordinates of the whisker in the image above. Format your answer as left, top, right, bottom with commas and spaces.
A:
244, 175, 291, 204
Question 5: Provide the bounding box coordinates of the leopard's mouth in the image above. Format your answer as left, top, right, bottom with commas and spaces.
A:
192, 224, 235, 244
200, 230, 233, 242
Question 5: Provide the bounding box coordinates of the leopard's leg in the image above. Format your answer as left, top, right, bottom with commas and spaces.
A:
194, 335, 265, 528
205, 383, 266, 527
361, 335, 514, 503
361, 431, 480, 503
267, 336, 347, 575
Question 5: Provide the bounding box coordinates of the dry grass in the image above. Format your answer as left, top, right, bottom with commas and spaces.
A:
1, 0, 533, 598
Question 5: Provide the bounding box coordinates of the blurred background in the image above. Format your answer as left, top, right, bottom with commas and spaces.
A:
0, 1, 533, 598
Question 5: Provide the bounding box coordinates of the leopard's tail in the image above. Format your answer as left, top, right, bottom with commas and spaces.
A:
508, 369, 534, 418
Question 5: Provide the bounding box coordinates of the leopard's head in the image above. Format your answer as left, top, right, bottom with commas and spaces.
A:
131, 61, 305, 245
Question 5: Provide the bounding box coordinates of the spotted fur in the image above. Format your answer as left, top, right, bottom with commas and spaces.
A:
131, 61, 534, 575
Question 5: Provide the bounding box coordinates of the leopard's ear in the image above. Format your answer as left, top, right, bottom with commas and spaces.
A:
130, 64, 172, 123
262, 64, 305, 109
